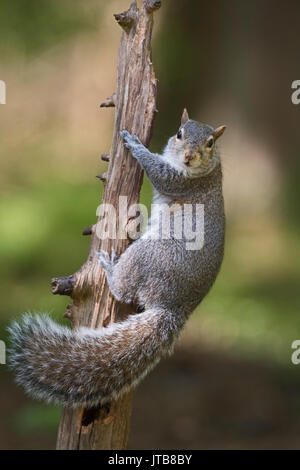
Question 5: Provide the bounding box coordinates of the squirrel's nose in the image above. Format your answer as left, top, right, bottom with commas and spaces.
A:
184, 152, 195, 162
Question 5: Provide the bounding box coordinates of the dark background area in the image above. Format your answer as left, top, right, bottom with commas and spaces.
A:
0, 0, 300, 449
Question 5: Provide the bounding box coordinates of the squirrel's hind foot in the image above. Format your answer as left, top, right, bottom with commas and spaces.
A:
96, 249, 118, 275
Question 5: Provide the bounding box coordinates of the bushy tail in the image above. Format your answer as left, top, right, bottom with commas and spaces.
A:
8, 309, 185, 408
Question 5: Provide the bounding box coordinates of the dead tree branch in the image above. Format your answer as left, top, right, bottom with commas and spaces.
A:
55, 0, 160, 450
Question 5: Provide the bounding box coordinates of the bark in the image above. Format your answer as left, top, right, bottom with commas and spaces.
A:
55, 0, 160, 450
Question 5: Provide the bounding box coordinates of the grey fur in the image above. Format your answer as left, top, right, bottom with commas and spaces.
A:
8, 113, 226, 408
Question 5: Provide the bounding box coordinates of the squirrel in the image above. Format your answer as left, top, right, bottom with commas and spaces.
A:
8, 109, 226, 408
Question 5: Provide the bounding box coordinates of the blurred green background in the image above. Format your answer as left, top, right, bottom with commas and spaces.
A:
1, 0, 300, 449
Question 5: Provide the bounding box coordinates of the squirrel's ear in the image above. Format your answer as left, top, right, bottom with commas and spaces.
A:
181, 108, 189, 125
213, 125, 227, 140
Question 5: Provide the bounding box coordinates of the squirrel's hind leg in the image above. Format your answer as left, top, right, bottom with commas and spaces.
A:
97, 249, 135, 304
97, 249, 118, 276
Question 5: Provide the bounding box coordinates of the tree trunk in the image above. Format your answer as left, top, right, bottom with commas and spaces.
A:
55, 0, 161, 450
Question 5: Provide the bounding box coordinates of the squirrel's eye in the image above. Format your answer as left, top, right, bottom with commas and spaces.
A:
206, 137, 214, 148
177, 129, 183, 139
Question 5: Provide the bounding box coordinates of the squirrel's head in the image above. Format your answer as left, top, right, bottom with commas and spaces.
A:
164, 108, 227, 177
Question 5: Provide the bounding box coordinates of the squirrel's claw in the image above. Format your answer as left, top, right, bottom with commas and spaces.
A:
120, 130, 142, 147
120, 130, 131, 140
132, 134, 142, 145
96, 250, 110, 270
96, 249, 118, 272
111, 248, 118, 263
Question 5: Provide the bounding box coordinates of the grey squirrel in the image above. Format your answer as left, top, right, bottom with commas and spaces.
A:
8, 109, 226, 408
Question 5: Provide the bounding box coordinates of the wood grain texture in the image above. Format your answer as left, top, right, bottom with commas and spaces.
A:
55, 0, 160, 450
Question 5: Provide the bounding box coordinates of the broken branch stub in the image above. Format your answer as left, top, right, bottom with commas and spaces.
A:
51, 275, 75, 296
114, 1, 138, 32
145, 0, 162, 13
99, 93, 116, 108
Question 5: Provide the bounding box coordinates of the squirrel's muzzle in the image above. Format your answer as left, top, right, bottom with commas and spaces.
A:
184, 151, 199, 166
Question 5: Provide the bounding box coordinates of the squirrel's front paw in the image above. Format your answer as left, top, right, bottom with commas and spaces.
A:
120, 130, 142, 152
120, 130, 131, 141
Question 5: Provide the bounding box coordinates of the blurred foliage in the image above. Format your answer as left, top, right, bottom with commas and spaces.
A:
282, 155, 300, 232
0, 0, 99, 59
0, 179, 100, 331
12, 404, 61, 433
